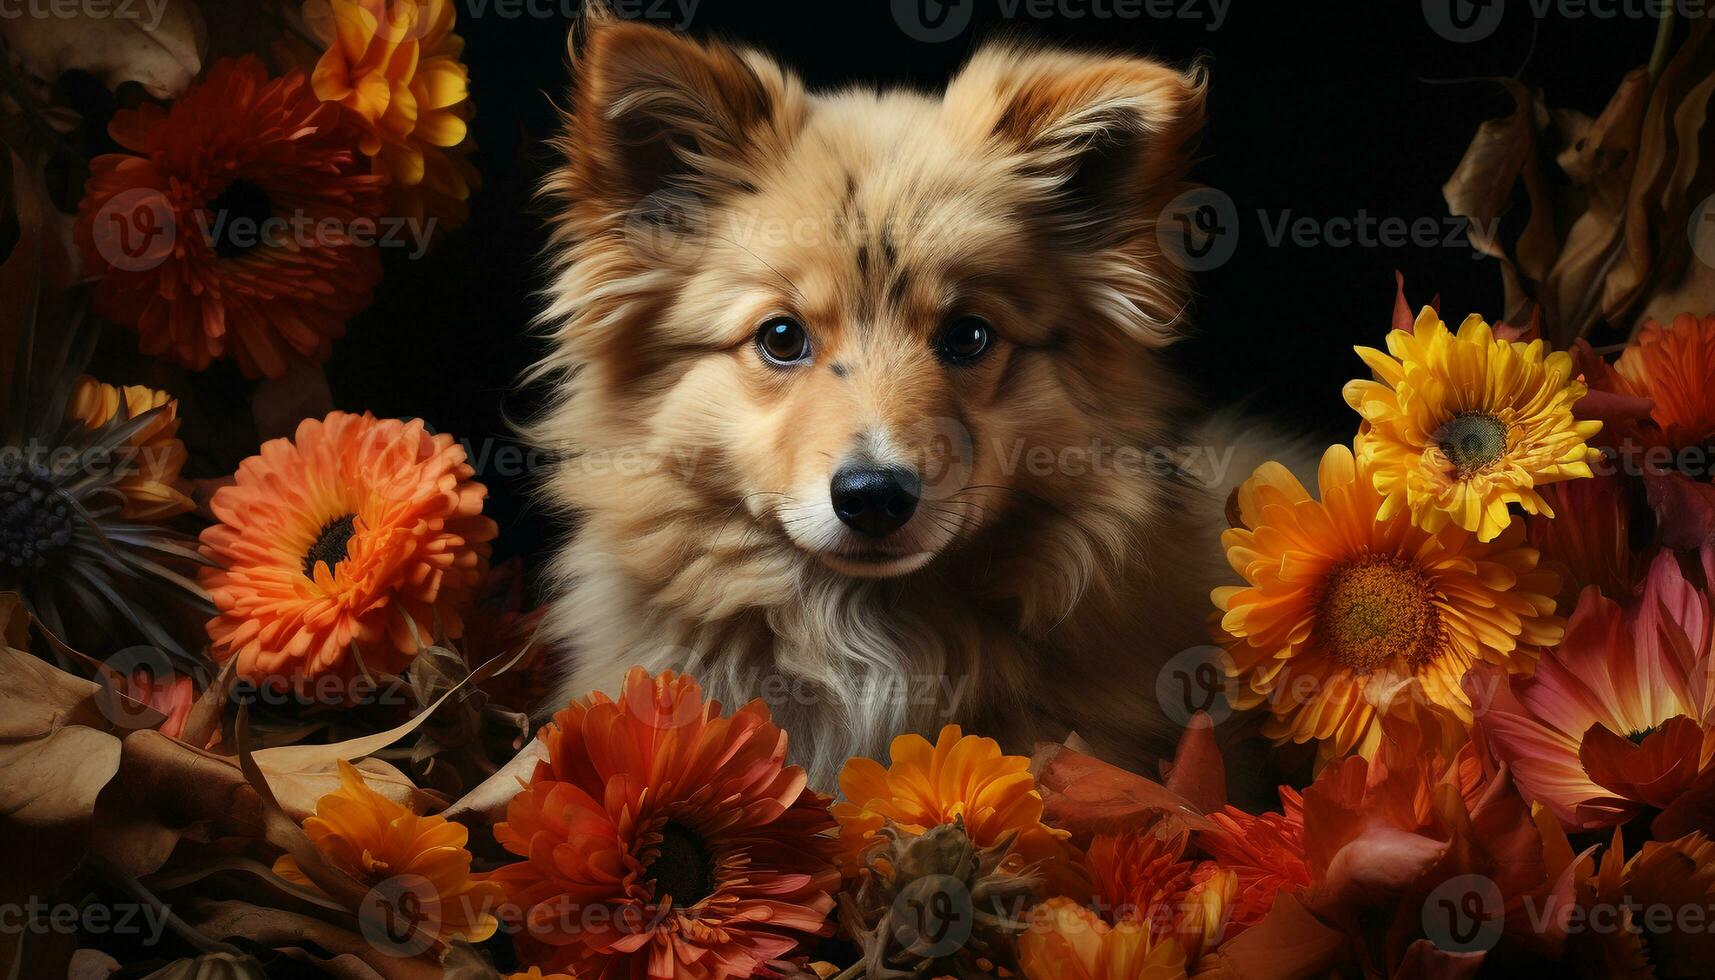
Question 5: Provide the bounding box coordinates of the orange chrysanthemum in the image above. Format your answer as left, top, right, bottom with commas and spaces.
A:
1084, 831, 1239, 961
1018, 898, 1187, 980
198, 412, 495, 687
1193, 788, 1310, 931
1578, 313, 1715, 551
1086, 832, 1191, 926
274, 760, 502, 944
1216, 444, 1564, 761
486, 668, 840, 980
66, 376, 194, 521
1608, 314, 1715, 450
75, 56, 385, 379
834, 725, 1086, 897
1544, 824, 1715, 977
307, 0, 478, 231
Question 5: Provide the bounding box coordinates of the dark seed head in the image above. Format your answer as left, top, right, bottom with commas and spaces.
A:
0, 459, 75, 579
302, 514, 358, 580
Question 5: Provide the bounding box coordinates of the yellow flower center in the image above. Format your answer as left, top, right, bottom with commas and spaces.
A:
1435, 412, 1509, 476
303, 514, 358, 580
647, 821, 714, 909
1318, 556, 1442, 673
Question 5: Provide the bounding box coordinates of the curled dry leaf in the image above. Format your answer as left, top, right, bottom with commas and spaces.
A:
1445, 21, 1715, 347
1029, 737, 1216, 841
0, 0, 206, 99
0, 598, 123, 976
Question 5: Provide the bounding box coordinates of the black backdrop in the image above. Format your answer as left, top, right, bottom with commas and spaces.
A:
326, 0, 1666, 568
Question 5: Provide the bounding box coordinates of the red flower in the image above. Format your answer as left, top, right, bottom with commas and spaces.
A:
1193, 788, 1310, 931
486, 669, 839, 979
76, 55, 386, 379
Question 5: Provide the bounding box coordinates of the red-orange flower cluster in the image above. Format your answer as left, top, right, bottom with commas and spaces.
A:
76, 56, 386, 379
487, 668, 839, 979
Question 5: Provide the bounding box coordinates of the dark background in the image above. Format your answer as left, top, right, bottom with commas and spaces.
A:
329, 0, 1668, 567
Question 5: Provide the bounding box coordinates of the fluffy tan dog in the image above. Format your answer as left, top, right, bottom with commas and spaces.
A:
529, 10, 1289, 788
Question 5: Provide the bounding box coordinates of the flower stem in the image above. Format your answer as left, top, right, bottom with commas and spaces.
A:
1647, 5, 1677, 80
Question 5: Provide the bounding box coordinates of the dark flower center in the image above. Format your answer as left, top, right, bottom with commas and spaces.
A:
1435, 412, 1510, 476
1628, 726, 1658, 745
647, 821, 715, 909
0, 460, 74, 578
302, 514, 357, 581
206, 179, 275, 259
1318, 555, 1443, 673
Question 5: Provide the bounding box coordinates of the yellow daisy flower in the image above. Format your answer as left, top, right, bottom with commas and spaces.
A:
67, 376, 194, 521
834, 725, 1086, 898
1214, 444, 1563, 762
308, 0, 478, 232
273, 760, 502, 944
1344, 307, 1602, 542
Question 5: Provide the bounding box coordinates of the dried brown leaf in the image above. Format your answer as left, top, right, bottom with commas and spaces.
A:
0, 0, 206, 99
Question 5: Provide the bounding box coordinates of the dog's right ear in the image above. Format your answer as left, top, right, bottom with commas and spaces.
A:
556, 15, 800, 233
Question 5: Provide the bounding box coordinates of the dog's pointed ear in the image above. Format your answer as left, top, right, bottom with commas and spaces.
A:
946, 45, 1208, 343
557, 17, 801, 232
949, 45, 1206, 235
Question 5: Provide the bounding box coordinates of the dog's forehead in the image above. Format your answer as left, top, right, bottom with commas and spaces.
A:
719, 90, 1033, 306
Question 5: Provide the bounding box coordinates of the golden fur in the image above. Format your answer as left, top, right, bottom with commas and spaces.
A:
528, 10, 1289, 788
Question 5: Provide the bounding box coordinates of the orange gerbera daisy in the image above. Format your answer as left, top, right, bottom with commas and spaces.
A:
1345, 307, 1601, 542
486, 668, 840, 980
1018, 898, 1187, 980
306, 0, 478, 231
66, 376, 194, 521
1216, 444, 1564, 761
198, 412, 495, 688
274, 760, 502, 945
75, 56, 386, 379
834, 725, 1086, 897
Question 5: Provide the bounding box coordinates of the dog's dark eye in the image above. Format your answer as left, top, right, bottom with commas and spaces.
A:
935, 316, 992, 364
757, 317, 810, 365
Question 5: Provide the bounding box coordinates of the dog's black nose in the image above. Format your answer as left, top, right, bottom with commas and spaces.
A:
830, 466, 920, 538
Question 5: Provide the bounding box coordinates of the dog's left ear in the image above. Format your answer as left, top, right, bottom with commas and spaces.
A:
948, 44, 1207, 240
946, 46, 1207, 345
